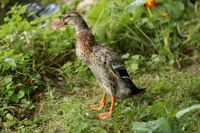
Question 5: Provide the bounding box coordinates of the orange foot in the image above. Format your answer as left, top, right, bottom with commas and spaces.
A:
89, 104, 99, 110
89, 92, 107, 110
97, 112, 112, 120
89, 103, 105, 110
96, 96, 115, 120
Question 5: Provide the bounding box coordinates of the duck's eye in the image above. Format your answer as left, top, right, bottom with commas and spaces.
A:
62, 14, 70, 19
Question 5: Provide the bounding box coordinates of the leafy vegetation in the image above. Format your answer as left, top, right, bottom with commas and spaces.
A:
0, 4, 76, 125
2, 67, 199, 132
0, 0, 200, 132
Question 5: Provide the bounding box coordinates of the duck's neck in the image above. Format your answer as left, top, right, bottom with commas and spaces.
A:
76, 19, 97, 47
75, 20, 97, 59
75, 20, 90, 34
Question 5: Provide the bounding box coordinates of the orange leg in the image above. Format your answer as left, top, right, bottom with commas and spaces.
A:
97, 96, 116, 120
89, 92, 107, 110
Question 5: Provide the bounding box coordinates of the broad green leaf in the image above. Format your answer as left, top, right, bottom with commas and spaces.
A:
87, 0, 109, 24
17, 90, 25, 99
197, 128, 200, 133
151, 54, 161, 63
164, 1, 184, 20
125, 0, 147, 12
4, 58, 16, 67
132, 117, 181, 133
4, 76, 13, 84
122, 53, 130, 59
92, 127, 107, 133
131, 63, 139, 72
6, 113, 14, 121
92, 23, 107, 41
176, 104, 200, 119
132, 55, 141, 60
125, 0, 145, 21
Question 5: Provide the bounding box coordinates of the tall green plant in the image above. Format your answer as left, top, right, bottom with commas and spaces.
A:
86, 0, 194, 65
0, 4, 76, 123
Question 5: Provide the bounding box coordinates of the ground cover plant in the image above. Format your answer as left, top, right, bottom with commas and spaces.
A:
0, 0, 200, 132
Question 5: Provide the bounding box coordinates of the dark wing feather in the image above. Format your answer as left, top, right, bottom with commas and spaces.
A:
112, 65, 144, 95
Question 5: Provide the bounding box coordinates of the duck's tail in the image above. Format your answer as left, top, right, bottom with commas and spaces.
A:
115, 66, 145, 99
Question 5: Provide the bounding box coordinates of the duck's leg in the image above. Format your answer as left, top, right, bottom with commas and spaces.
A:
99, 92, 107, 110
89, 92, 107, 110
96, 96, 116, 120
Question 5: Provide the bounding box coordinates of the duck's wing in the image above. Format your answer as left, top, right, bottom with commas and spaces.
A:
91, 45, 143, 96
91, 45, 123, 76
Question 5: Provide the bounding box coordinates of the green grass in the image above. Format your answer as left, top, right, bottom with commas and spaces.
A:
2, 66, 199, 133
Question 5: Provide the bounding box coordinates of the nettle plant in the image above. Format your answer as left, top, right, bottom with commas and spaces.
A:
0, 4, 75, 121
0, 5, 37, 102
86, 0, 187, 67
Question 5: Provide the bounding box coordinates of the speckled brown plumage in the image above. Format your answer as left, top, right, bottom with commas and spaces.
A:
75, 30, 143, 99
54, 11, 144, 119
76, 31, 97, 63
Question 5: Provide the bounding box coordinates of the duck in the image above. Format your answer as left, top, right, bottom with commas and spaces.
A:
53, 11, 144, 120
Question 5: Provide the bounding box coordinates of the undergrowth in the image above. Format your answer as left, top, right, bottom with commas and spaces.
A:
3, 67, 199, 132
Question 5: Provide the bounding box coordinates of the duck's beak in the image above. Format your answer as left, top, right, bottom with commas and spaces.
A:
51, 19, 65, 30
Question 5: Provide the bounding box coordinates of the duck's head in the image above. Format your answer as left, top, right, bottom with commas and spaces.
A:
52, 11, 88, 30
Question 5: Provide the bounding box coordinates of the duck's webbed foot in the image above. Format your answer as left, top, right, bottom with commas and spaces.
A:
96, 112, 112, 120
89, 92, 106, 110
96, 96, 115, 120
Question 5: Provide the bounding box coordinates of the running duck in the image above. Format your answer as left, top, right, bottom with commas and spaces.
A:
53, 11, 144, 120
